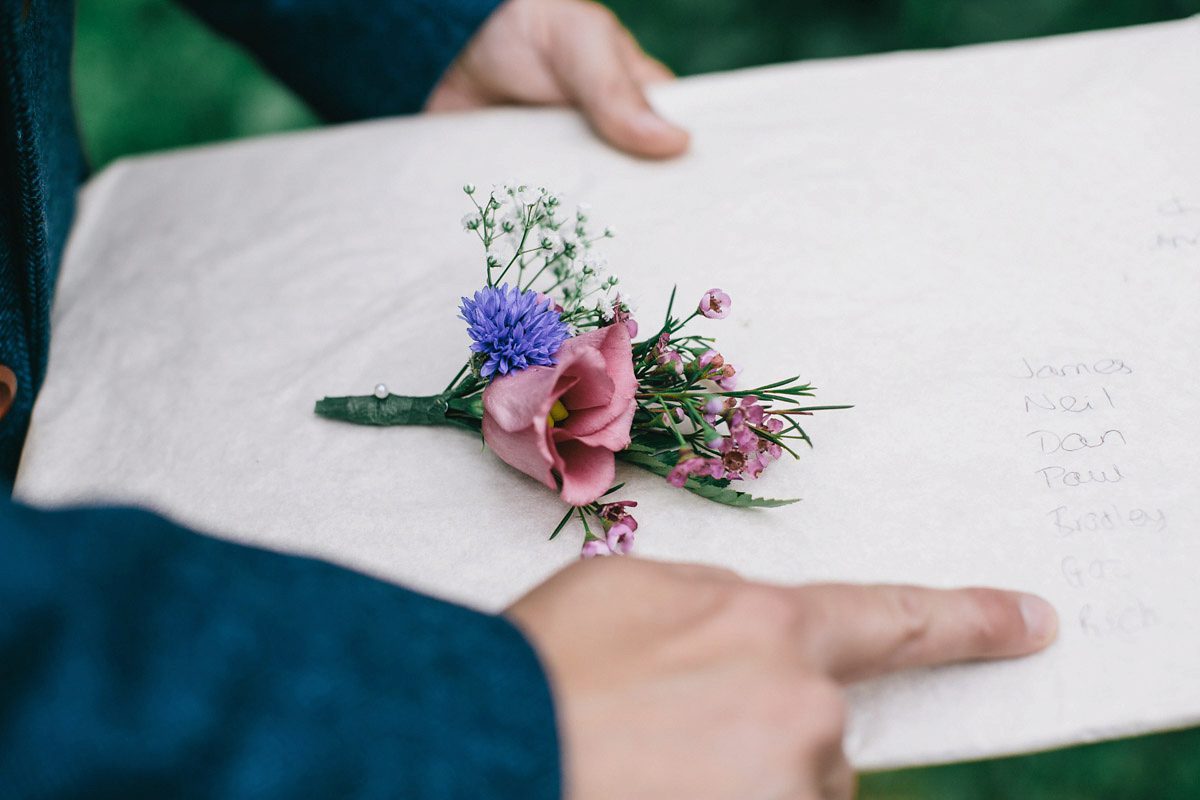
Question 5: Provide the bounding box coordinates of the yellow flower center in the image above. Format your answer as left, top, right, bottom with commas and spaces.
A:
546, 399, 569, 428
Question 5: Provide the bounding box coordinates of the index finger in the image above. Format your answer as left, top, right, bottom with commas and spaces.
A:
794, 584, 1058, 683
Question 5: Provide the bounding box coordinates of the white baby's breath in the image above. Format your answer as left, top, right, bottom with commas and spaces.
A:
463, 182, 634, 332
517, 185, 544, 207
596, 294, 615, 320
580, 251, 608, 276
487, 238, 517, 267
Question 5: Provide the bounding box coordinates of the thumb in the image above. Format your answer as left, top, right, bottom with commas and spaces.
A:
552, 11, 689, 159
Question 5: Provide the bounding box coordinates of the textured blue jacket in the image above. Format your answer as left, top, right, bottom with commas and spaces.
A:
0, 2, 562, 797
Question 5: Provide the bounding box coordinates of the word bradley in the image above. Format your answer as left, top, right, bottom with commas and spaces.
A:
1157, 197, 1199, 215
1027, 428, 1126, 455
1156, 232, 1200, 249
1024, 388, 1115, 414
1079, 596, 1160, 641
1035, 464, 1124, 489
1048, 505, 1168, 537
1018, 358, 1132, 380
1061, 556, 1131, 589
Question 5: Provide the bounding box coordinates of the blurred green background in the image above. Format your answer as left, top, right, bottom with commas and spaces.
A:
72, 1, 1200, 797
75, 0, 1200, 168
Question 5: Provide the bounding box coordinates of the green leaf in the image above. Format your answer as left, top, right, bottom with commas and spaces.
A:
680, 399, 722, 443
548, 507, 575, 541
680, 482, 800, 508
623, 438, 678, 458
618, 450, 675, 474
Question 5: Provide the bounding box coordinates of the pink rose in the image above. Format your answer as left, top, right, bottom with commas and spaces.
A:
482, 324, 638, 506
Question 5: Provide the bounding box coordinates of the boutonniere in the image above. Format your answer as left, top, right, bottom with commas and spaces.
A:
317, 184, 848, 556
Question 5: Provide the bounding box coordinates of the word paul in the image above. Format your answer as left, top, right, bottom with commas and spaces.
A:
1035, 464, 1124, 489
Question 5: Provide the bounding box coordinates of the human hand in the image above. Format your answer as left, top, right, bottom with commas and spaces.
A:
425, 0, 689, 159
506, 558, 1058, 800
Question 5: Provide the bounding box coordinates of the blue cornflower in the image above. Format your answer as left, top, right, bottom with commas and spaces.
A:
459, 284, 571, 378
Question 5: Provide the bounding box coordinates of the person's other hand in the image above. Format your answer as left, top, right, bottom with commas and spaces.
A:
425, 0, 689, 159
507, 557, 1058, 800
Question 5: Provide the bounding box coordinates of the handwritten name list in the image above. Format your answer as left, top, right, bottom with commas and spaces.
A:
1017, 357, 1166, 644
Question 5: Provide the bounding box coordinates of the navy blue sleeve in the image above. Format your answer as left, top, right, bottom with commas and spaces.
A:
0, 496, 560, 799
174, 0, 505, 121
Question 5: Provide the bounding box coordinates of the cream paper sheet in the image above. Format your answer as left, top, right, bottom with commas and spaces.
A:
16, 18, 1200, 769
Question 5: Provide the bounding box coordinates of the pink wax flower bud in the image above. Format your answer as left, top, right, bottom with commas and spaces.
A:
717, 364, 740, 391
704, 396, 736, 424
744, 451, 769, 479
598, 500, 638, 524
732, 419, 759, 451
699, 288, 731, 319
657, 349, 684, 375
739, 396, 765, 425
581, 538, 612, 559
667, 451, 708, 487
647, 332, 669, 364
660, 407, 686, 427
606, 520, 637, 554
613, 303, 638, 338
701, 348, 724, 367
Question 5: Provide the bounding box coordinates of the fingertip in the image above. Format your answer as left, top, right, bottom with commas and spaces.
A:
1019, 594, 1059, 648
609, 109, 690, 159
554, 8, 689, 159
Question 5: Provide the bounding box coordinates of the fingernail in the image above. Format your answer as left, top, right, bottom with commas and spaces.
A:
631, 109, 679, 137
1019, 595, 1059, 643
